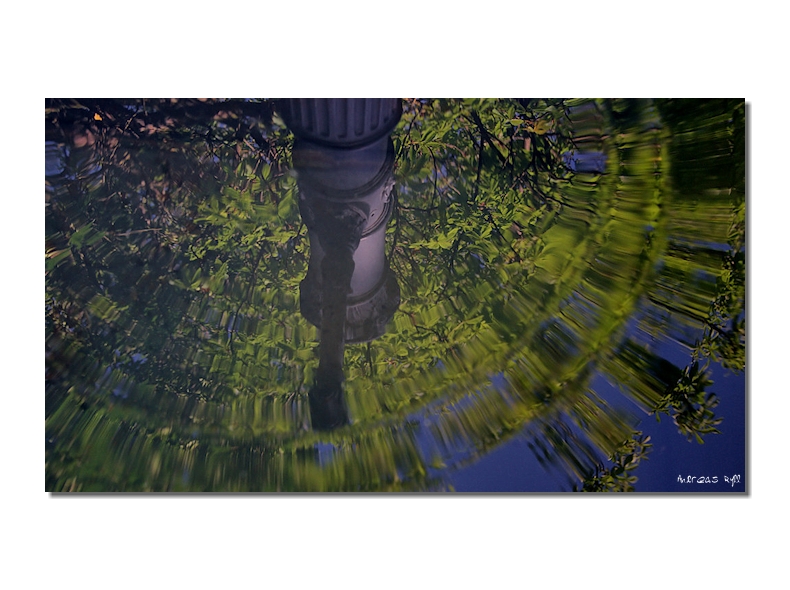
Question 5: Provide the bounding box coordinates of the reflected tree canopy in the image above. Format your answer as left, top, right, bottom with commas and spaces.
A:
45, 98, 745, 491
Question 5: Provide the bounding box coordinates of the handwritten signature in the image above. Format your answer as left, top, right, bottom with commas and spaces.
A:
677, 474, 742, 487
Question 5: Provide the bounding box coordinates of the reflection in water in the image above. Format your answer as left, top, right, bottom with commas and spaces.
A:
281, 99, 402, 429
44, 98, 745, 491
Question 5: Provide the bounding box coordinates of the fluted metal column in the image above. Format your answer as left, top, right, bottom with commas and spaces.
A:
278, 98, 402, 148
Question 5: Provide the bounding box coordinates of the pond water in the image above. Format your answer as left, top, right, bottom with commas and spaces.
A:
45, 98, 745, 492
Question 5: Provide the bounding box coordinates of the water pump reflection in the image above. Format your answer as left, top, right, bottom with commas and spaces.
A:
281, 99, 402, 430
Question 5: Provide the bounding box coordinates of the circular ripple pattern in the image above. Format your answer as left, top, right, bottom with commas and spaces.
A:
45, 98, 745, 491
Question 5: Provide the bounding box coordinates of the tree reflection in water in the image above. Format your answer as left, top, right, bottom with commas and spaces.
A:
45, 98, 745, 492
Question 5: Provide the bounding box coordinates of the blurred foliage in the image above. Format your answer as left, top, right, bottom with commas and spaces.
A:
576, 433, 652, 492
45, 98, 745, 491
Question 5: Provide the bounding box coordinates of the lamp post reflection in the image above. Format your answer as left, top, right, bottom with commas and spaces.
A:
280, 99, 402, 430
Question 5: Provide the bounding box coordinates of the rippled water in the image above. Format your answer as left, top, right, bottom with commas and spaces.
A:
45, 98, 745, 492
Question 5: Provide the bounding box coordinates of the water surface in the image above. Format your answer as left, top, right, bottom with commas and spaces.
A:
45, 98, 745, 492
